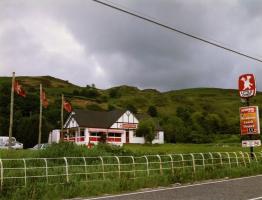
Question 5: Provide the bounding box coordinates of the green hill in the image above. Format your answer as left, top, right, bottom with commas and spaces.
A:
0, 76, 261, 147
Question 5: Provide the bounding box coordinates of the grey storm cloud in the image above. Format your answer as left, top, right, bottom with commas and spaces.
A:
0, 0, 262, 91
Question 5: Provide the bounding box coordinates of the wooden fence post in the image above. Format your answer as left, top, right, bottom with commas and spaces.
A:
168, 154, 174, 176
252, 153, 258, 163
23, 159, 27, 186
115, 156, 120, 179
131, 156, 136, 179
240, 152, 246, 167
200, 153, 205, 168
157, 155, 163, 175
64, 157, 69, 183
43, 158, 48, 183
209, 152, 214, 169
226, 152, 231, 168
179, 154, 184, 171
143, 156, 149, 176
190, 154, 196, 173
233, 152, 239, 166
244, 152, 251, 164
99, 156, 105, 180
217, 152, 223, 166
82, 157, 88, 181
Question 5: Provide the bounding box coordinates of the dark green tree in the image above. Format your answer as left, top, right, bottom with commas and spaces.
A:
15, 115, 53, 148
125, 104, 137, 114
147, 105, 158, 117
136, 119, 156, 144
109, 88, 121, 98
162, 116, 190, 143
72, 89, 80, 96
176, 106, 193, 123
108, 104, 116, 111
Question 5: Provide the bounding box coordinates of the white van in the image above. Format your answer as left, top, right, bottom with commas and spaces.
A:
0, 137, 23, 149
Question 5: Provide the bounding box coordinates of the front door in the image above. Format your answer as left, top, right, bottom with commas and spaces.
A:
126, 130, 129, 143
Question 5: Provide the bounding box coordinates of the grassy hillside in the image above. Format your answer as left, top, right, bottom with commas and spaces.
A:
1, 75, 259, 113
0, 75, 261, 146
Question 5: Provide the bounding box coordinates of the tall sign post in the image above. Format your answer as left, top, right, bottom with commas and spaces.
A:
238, 74, 260, 159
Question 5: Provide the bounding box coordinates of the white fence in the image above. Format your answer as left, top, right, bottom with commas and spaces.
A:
1, 151, 262, 190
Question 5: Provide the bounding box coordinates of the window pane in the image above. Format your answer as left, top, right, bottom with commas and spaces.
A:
90, 132, 97, 136
108, 133, 114, 137
115, 133, 121, 138
97, 132, 103, 137
80, 130, 85, 136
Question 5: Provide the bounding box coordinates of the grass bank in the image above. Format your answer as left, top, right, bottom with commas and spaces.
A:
1, 163, 262, 200
123, 143, 262, 154
1, 143, 259, 159
1, 143, 262, 199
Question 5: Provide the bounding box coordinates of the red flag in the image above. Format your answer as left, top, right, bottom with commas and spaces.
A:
14, 81, 26, 97
64, 100, 72, 112
41, 90, 48, 108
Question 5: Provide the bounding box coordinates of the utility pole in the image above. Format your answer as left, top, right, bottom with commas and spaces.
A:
38, 84, 43, 148
61, 94, 64, 141
8, 72, 15, 148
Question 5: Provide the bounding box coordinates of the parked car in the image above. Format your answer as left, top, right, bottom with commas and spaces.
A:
31, 143, 49, 150
0, 136, 23, 149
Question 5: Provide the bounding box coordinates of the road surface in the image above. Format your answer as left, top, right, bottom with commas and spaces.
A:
81, 175, 262, 200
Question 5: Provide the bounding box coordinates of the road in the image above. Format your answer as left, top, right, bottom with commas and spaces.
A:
82, 175, 262, 200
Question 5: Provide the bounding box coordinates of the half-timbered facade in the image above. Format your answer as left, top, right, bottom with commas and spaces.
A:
49, 109, 164, 146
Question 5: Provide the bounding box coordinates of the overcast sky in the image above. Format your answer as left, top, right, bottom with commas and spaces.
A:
0, 0, 262, 91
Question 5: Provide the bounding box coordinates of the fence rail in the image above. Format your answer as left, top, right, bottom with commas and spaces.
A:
0, 151, 262, 190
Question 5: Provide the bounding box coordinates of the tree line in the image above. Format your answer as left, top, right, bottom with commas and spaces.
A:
0, 81, 243, 147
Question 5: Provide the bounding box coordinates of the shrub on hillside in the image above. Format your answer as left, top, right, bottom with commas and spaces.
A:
109, 88, 121, 98
86, 104, 104, 111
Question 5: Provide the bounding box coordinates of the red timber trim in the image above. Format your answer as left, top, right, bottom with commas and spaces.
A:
88, 128, 108, 133
88, 128, 125, 143
89, 137, 100, 142
64, 136, 85, 142
64, 137, 75, 142
89, 136, 121, 142
88, 128, 124, 134
107, 137, 121, 142
76, 136, 85, 142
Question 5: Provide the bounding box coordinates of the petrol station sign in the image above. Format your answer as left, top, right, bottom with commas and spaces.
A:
238, 74, 256, 98
242, 140, 261, 148
240, 106, 260, 135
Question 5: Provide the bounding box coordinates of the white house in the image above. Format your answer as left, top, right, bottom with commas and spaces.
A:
49, 109, 164, 146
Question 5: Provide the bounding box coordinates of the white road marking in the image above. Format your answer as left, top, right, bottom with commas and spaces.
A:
81, 174, 262, 200
248, 197, 262, 200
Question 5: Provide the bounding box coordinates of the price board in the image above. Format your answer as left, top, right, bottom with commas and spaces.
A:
240, 106, 260, 135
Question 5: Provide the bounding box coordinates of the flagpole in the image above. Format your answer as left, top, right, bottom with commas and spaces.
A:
8, 72, 15, 148
61, 94, 64, 142
38, 84, 42, 148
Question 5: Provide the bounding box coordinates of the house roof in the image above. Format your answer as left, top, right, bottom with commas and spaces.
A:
71, 109, 126, 129
66, 109, 163, 131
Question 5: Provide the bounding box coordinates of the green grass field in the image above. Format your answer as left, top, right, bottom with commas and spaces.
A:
1, 143, 262, 200
123, 143, 262, 155
0, 143, 261, 159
